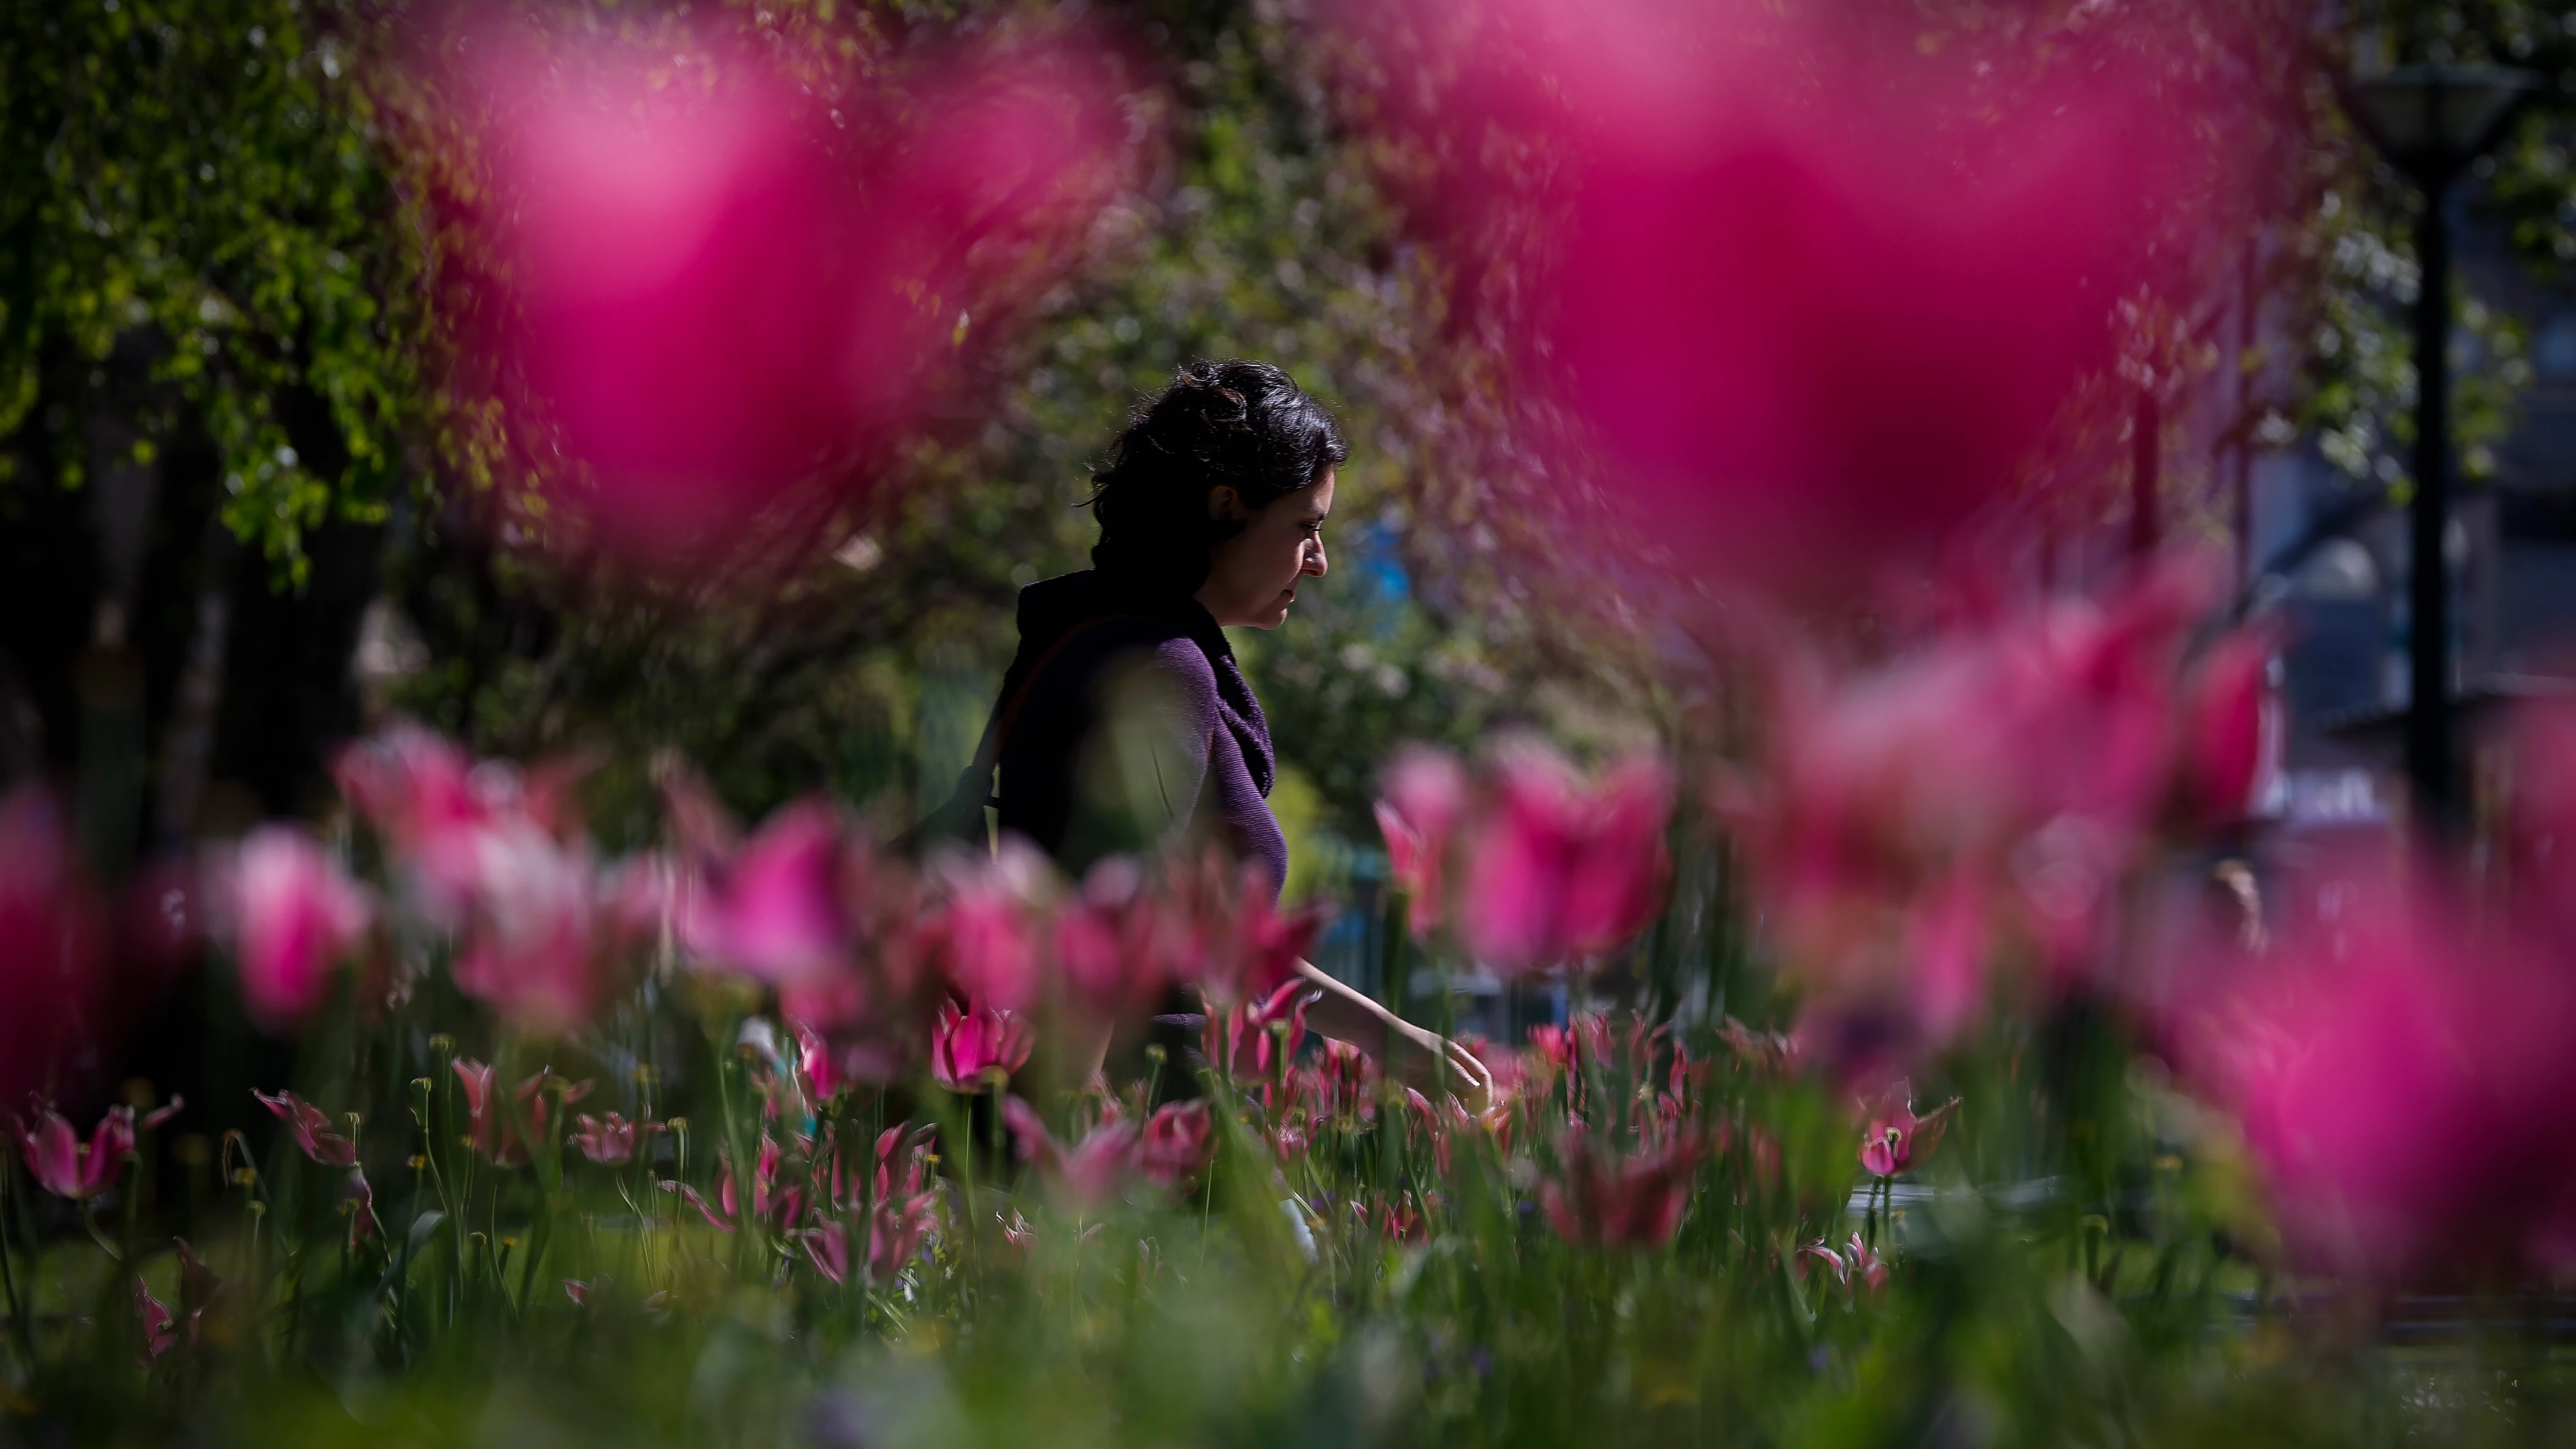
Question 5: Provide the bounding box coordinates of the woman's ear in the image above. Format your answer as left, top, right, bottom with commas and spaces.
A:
1205, 484, 1245, 521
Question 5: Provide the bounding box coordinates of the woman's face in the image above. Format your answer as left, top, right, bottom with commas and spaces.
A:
1196, 469, 1333, 629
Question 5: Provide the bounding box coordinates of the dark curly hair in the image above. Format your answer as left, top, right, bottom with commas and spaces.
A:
1088, 360, 1348, 595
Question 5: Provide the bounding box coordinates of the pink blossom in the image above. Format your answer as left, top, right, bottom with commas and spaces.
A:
441, 21, 1134, 569
0, 791, 102, 1110
224, 827, 373, 1033
1326, 0, 2222, 599
928, 998, 1032, 1093
332, 725, 480, 856
1856, 1080, 1958, 1179
1374, 746, 1470, 933
1795, 1239, 1846, 1287
2178, 872, 2576, 1281
924, 848, 1048, 1012
1538, 1122, 1700, 1250
717, 1135, 801, 1232
1846, 1233, 1890, 1292
1054, 858, 1179, 1020
1171, 854, 1327, 1009
806, 1194, 941, 1287
136, 1276, 179, 1361
1001, 1097, 1139, 1209
1137, 1101, 1214, 1190
1458, 744, 1673, 975
1732, 563, 2263, 1056
2177, 631, 2276, 830
447, 822, 609, 1032
12, 1104, 134, 1200
573, 1112, 660, 1166
451, 1060, 590, 1166
252, 1089, 357, 1167
679, 802, 853, 986
333, 726, 585, 917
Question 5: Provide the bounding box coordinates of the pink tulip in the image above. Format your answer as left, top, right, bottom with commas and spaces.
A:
1375, 747, 1471, 933
573, 1112, 660, 1166
679, 802, 853, 986
439, 20, 1134, 569
1795, 1240, 1847, 1287
929, 998, 1033, 1093
806, 1192, 942, 1287
1002, 1097, 1141, 1209
1326, 0, 2222, 600
1137, 1102, 1215, 1190
222, 827, 373, 1033
1053, 859, 1179, 1020
924, 847, 1048, 1012
2178, 871, 2576, 1281
1847, 1233, 1890, 1293
1538, 1122, 1699, 1250
252, 1089, 357, 1167
450, 1060, 588, 1166
2177, 631, 2276, 830
0, 789, 101, 1112
332, 724, 480, 856
135, 1276, 179, 1361
1734, 562, 2262, 1056
1168, 853, 1327, 1009
12, 1104, 134, 1200
447, 822, 609, 1031
1856, 1080, 1958, 1179
1458, 744, 1673, 975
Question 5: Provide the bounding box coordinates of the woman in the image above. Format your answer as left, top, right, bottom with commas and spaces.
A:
963, 359, 1489, 1104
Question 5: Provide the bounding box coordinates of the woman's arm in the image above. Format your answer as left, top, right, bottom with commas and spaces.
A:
1289, 959, 1494, 1112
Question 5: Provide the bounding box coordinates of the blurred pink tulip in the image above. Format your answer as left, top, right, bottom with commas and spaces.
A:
1375, 747, 1470, 933
929, 998, 1032, 1093
1054, 858, 1178, 1020
1796, 1239, 1847, 1286
1538, 1122, 1699, 1250
1329, 0, 2220, 599
1003, 1096, 1140, 1209
0, 790, 102, 1110
251, 1089, 356, 1167
450, 1060, 587, 1166
1856, 1080, 1957, 1179
332, 724, 479, 856
12, 1104, 133, 1200
573, 1112, 660, 1167
444, 21, 1134, 567
679, 802, 852, 987
2180, 873, 2576, 1281
1846, 1233, 1890, 1292
1172, 854, 1326, 1009
2178, 631, 2277, 830
221, 827, 373, 1033
1138, 1101, 1215, 1190
926, 853, 1046, 1013
135, 1276, 179, 1361
1735, 562, 2266, 1054
447, 822, 609, 1032
1458, 744, 1672, 975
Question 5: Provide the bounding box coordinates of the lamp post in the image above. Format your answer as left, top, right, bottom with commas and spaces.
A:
2340, 65, 2537, 835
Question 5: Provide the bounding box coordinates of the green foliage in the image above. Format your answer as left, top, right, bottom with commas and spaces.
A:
0, 0, 420, 578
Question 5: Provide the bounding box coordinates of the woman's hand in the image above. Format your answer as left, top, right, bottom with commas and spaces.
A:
1290, 961, 1495, 1113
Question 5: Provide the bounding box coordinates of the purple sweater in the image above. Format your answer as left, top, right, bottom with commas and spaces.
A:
992, 570, 1288, 900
